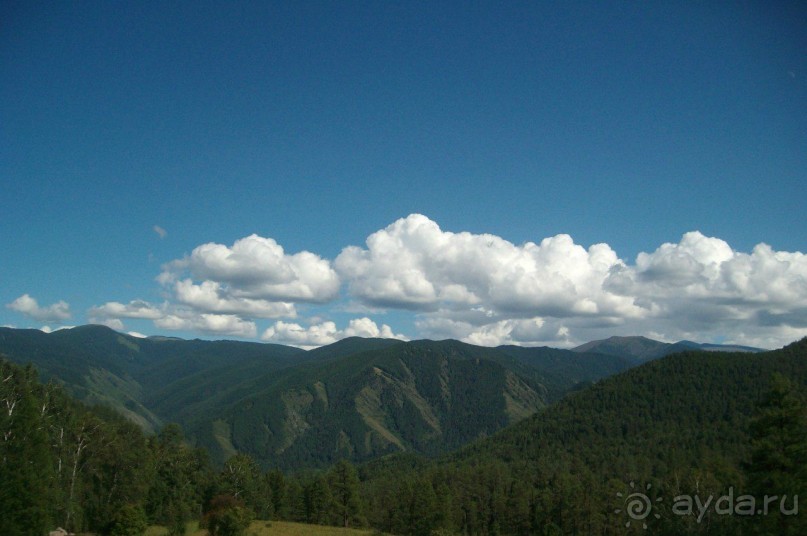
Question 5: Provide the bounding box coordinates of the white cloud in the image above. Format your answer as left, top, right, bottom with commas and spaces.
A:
62, 216, 807, 348
416, 315, 573, 348
155, 312, 257, 338
261, 317, 407, 349
7, 294, 71, 322
89, 298, 258, 338
261, 320, 340, 349
343, 317, 403, 339
173, 279, 296, 318
159, 234, 340, 303
153, 225, 167, 239
89, 300, 165, 320
39, 325, 74, 334
605, 233, 807, 323
127, 331, 148, 338
337, 215, 807, 348
335, 214, 639, 317
139, 234, 337, 337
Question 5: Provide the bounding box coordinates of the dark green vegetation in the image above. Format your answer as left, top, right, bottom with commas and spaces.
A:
0, 326, 635, 469
359, 338, 806, 535
0, 325, 306, 434
1, 326, 802, 535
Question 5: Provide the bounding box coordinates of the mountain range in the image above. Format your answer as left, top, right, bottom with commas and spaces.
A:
0, 325, 764, 469
360, 337, 806, 535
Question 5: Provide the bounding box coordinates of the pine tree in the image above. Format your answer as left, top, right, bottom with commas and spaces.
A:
327, 459, 364, 528
303, 474, 332, 524
744, 373, 807, 535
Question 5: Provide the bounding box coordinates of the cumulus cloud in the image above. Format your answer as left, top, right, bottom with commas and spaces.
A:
135, 234, 338, 335
336, 215, 807, 348
89, 299, 258, 338
605, 233, 807, 323
159, 234, 340, 303
335, 214, 640, 317
89, 300, 164, 320
66, 216, 807, 348
415, 315, 574, 348
173, 279, 296, 318
261, 317, 407, 349
7, 294, 71, 322
155, 312, 257, 338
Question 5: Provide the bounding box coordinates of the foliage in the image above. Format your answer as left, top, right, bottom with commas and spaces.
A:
2, 329, 805, 536
327, 459, 364, 528
201, 495, 255, 536
108, 504, 149, 536
356, 338, 807, 535
743, 373, 807, 535
0, 362, 54, 536
0, 356, 211, 534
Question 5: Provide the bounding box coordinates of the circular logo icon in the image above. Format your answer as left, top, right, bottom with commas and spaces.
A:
615, 482, 662, 529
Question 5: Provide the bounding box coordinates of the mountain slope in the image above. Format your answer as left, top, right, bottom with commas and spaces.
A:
461, 339, 805, 469
0, 326, 646, 469
495, 344, 635, 397
361, 338, 807, 535
0, 325, 307, 432
188, 339, 553, 469
572, 334, 765, 361
7, 325, 733, 472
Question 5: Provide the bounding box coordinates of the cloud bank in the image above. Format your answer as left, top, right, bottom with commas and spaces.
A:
335, 215, 807, 348
261, 317, 407, 349
7, 294, 72, 322
68, 214, 806, 348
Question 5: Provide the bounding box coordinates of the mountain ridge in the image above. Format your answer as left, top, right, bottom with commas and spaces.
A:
0, 324, 766, 470
572, 334, 765, 361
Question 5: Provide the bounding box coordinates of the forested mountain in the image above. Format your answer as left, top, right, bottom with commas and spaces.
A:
0, 326, 636, 469
359, 338, 807, 535
0, 325, 306, 433
572, 334, 764, 361
186, 339, 556, 468
0, 356, 212, 535
0, 325, 770, 475
3, 329, 804, 535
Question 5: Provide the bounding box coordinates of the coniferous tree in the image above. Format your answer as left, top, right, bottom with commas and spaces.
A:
327, 459, 364, 528
744, 373, 807, 535
0, 363, 53, 535
302, 474, 332, 524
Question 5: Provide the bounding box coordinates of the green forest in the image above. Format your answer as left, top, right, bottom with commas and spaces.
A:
2, 337, 805, 535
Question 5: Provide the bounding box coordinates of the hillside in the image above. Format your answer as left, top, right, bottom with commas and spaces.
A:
572, 334, 765, 361
359, 339, 807, 535
187, 339, 554, 468
1, 325, 752, 472
461, 339, 805, 468
0, 325, 306, 432
0, 325, 642, 469
4, 326, 804, 535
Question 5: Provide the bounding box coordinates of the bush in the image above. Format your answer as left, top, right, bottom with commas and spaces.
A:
201, 495, 255, 536
107, 504, 148, 536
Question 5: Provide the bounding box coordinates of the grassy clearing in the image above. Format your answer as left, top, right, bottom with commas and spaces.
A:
146, 520, 381, 536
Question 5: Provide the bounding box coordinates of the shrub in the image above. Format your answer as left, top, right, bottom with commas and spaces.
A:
201, 495, 255, 536
107, 504, 148, 536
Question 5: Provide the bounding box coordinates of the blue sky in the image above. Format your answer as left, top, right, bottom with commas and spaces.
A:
2, 1, 805, 349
